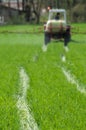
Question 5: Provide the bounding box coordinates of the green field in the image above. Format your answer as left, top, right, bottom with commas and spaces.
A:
0, 24, 86, 130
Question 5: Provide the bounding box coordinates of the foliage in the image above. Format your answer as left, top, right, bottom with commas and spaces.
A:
72, 4, 86, 22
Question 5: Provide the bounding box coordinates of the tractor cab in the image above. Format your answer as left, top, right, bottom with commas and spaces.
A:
48, 9, 67, 23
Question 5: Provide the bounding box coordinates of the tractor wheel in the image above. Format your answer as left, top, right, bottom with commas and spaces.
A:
64, 31, 71, 46
44, 32, 51, 45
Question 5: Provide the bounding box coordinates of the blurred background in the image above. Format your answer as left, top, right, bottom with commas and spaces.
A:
0, 0, 86, 25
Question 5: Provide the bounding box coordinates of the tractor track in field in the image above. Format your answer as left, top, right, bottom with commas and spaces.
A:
61, 66, 86, 95
17, 67, 39, 130
59, 48, 86, 95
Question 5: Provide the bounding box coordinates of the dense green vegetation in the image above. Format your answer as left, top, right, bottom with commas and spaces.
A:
0, 24, 86, 130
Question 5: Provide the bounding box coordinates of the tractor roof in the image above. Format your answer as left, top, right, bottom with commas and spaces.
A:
49, 9, 66, 13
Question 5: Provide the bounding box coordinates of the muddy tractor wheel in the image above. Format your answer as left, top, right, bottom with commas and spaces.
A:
64, 30, 71, 46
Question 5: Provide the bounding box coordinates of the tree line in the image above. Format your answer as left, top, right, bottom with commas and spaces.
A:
0, 0, 86, 23
23, 0, 86, 23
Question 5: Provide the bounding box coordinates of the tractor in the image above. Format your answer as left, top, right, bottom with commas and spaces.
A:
43, 9, 71, 52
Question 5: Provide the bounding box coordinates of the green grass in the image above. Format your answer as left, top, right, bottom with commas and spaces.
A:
0, 24, 86, 130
